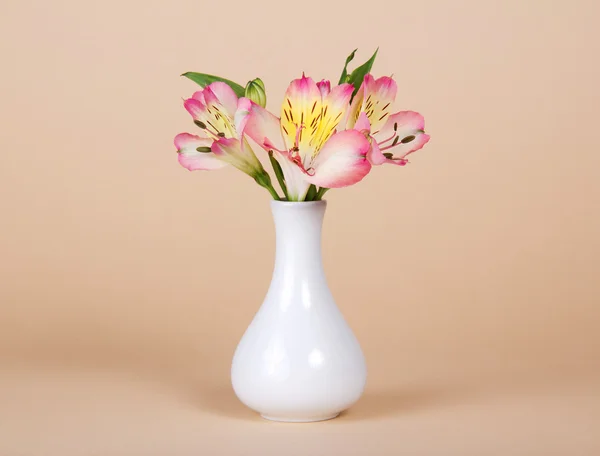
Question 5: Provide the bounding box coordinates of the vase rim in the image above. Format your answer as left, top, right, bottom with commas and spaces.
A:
270, 200, 327, 208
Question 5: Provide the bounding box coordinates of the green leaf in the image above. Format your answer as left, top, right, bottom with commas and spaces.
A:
181, 72, 245, 98
347, 48, 379, 100
338, 49, 357, 85
305, 184, 318, 201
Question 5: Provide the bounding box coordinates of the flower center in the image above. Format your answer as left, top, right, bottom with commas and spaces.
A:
281, 96, 345, 166
196, 103, 236, 140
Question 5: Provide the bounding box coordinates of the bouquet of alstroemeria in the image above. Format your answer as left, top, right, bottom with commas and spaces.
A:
174, 49, 430, 201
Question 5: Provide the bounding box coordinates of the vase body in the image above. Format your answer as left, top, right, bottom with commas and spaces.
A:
231, 200, 366, 422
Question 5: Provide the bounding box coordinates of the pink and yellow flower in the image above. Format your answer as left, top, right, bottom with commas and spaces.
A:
174, 81, 264, 178
242, 75, 372, 201
347, 74, 430, 166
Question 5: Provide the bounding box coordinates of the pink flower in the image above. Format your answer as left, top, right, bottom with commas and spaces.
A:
175, 82, 263, 177
347, 74, 430, 166
241, 75, 372, 201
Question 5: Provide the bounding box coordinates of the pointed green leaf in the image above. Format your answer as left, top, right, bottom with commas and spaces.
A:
181, 72, 245, 98
338, 49, 357, 85
347, 48, 379, 100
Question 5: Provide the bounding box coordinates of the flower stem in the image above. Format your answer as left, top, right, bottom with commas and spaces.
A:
305, 184, 318, 201
254, 171, 281, 200
315, 187, 330, 200
268, 151, 288, 200
265, 183, 281, 200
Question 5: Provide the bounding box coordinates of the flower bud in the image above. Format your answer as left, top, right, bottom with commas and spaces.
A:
244, 78, 267, 108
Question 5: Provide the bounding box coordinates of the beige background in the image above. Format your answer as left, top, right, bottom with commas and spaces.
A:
1, 0, 599, 454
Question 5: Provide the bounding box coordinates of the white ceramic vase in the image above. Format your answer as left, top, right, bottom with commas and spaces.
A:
231, 200, 367, 422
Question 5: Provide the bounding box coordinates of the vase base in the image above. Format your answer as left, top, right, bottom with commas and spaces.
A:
260, 413, 340, 423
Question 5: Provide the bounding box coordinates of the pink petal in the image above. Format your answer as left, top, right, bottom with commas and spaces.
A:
244, 103, 287, 152
365, 75, 397, 106
379, 110, 425, 136
317, 79, 331, 97
204, 81, 238, 116
281, 74, 322, 156
384, 157, 409, 166
354, 111, 371, 132
186, 89, 238, 139
362, 74, 398, 133
402, 133, 430, 156
366, 139, 387, 165
324, 83, 353, 114
307, 130, 372, 188
184, 98, 205, 120
286, 74, 321, 102
174, 133, 226, 171
192, 90, 206, 104
375, 111, 430, 161
234, 97, 252, 136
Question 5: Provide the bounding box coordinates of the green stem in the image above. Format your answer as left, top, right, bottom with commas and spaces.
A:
254, 171, 281, 200
264, 183, 280, 200
315, 187, 330, 200
305, 184, 318, 201
268, 151, 288, 199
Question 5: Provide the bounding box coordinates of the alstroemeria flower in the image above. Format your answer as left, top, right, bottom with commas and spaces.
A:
175, 82, 264, 178
174, 133, 264, 177
243, 75, 372, 200
347, 74, 430, 166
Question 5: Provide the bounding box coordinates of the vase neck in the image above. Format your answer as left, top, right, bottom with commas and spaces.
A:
271, 201, 326, 280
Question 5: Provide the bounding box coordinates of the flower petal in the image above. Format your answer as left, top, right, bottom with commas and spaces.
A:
308, 83, 354, 153
280, 74, 322, 162
234, 97, 252, 136
366, 138, 388, 165
317, 79, 331, 98
377, 110, 425, 138
307, 130, 372, 188
243, 103, 287, 152
346, 74, 398, 133
192, 90, 205, 104
276, 154, 312, 201
211, 137, 263, 177
204, 81, 238, 116
384, 157, 409, 166
175, 133, 226, 171
375, 111, 430, 161
362, 74, 397, 133
345, 82, 365, 129
354, 111, 371, 132
184, 98, 205, 120
185, 91, 237, 139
